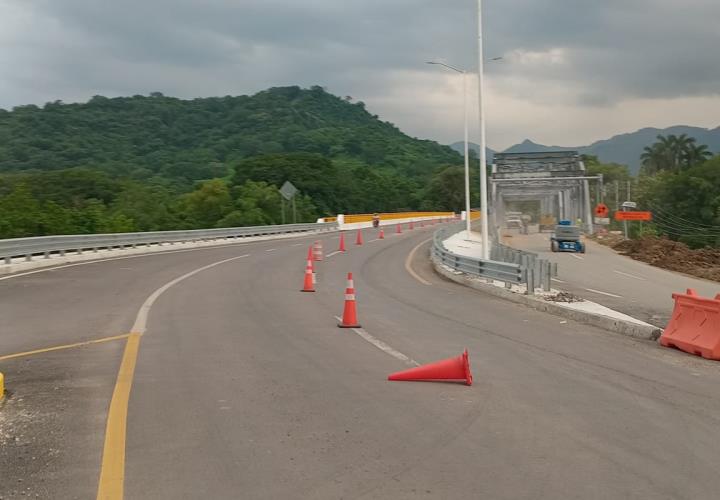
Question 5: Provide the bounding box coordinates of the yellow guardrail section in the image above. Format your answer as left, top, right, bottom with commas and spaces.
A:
0, 372, 4, 401
342, 212, 454, 224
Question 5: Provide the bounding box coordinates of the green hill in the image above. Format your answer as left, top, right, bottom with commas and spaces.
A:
0, 86, 463, 238
0, 86, 459, 181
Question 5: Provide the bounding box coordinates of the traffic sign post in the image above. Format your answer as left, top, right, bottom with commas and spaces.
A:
594, 203, 609, 218
279, 181, 299, 224
594, 203, 610, 226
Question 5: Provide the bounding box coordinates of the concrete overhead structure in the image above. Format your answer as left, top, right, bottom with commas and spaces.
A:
491, 151, 597, 234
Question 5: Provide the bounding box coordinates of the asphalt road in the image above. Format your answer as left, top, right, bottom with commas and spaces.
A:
506, 231, 720, 327
2, 225, 720, 499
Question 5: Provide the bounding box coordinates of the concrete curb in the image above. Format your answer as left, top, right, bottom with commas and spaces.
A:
432, 256, 663, 341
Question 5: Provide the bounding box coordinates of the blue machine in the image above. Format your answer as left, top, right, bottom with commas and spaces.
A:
551, 221, 585, 253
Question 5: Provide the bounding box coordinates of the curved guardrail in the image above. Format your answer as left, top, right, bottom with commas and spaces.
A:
431, 223, 555, 294
0, 222, 337, 264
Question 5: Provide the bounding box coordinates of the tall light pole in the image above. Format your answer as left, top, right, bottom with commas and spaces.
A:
426, 61, 471, 238
477, 0, 490, 259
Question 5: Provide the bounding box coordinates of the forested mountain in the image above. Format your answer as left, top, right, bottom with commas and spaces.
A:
0, 86, 460, 182
0, 86, 464, 238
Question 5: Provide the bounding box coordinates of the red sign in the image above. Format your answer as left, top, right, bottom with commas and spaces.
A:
594, 203, 609, 217
615, 211, 652, 221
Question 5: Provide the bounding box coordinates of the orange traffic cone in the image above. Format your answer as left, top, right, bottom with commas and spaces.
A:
355, 229, 363, 245
388, 349, 472, 386
396, 223, 402, 234
409, 221, 414, 230
313, 240, 323, 261
338, 272, 361, 328
306, 245, 317, 284
301, 257, 315, 292
339, 232, 346, 252
379, 229, 385, 239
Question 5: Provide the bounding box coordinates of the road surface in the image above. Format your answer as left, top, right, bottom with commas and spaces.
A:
1, 225, 720, 499
505, 231, 720, 327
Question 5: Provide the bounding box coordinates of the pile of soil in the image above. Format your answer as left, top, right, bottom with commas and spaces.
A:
612, 236, 720, 282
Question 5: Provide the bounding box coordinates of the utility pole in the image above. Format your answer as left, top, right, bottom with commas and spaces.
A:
615, 181, 620, 211
477, 0, 490, 259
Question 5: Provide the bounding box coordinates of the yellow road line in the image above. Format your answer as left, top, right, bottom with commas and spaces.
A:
95, 253, 251, 498
96, 332, 141, 500
0, 333, 132, 362
405, 238, 433, 286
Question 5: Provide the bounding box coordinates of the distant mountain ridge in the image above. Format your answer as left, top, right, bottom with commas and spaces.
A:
451, 125, 720, 174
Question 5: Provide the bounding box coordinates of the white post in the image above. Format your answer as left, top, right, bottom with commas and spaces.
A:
477, 0, 490, 259
463, 71, 471, 238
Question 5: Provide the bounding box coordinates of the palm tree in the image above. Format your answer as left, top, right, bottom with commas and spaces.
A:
641, 143, 663, 175
682, 142, 713, 168
640, 134, 713, 174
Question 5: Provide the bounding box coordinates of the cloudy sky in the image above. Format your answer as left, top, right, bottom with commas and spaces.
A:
1, 0, 719, 150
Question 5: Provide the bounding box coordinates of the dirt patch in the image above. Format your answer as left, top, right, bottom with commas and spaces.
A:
602, 235, 720, 283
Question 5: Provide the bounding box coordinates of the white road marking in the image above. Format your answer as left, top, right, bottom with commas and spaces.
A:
613, 270, 646, 281
291, 243, 303, 247
570, 254, 584, 260
584, 288, 623, 298
326, 250, 342, 258
132, 254, 250, 333
334, 317, 418, 367
367, 239, 381, 243
265, 248, 276, 252
551, 278, 566, 283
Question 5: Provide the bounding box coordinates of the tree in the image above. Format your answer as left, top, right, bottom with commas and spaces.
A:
179, 179, 233, 228
638, 154, 720, 247
420, 166, 466, 212
641, 134, 712, 174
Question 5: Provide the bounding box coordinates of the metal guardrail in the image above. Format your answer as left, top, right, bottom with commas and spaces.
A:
0, 222, 337, 264
491, 241, 556, 294
432, 224, 524, 287
432, 223, 556, 294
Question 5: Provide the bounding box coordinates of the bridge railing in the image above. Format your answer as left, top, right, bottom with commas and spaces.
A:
432, 223, 555, 294
0, 222, 337, 264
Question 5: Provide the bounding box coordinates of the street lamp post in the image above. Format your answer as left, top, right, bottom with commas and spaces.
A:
477, 0, 490, 259
426, 61, 471, 238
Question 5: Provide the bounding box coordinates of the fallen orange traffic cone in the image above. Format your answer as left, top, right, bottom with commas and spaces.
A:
356, 229, 363, 245
379, 229, 385, 239
339, 232, 346, 252
338, 272, 361, 328
388, 349, 472, 386
301, 257, 315, 292
396, 223, 402, 234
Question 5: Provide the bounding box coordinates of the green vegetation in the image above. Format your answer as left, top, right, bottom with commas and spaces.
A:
640, 133, 713, 174
0, 87, 463, 238
632, 135, 719, 248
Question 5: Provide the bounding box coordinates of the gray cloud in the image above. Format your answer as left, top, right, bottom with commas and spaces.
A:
1, 0, 718, 148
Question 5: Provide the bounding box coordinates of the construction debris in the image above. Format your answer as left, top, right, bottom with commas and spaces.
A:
544, 291, 585, 303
